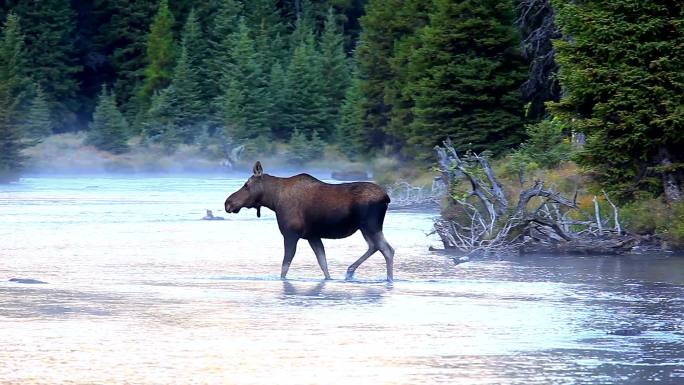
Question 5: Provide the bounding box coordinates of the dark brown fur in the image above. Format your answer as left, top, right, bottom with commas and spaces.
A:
225, 161, 395, 281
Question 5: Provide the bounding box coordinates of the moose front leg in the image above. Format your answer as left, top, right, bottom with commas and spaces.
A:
280, 235, 299, 279
308, 238, 331, 280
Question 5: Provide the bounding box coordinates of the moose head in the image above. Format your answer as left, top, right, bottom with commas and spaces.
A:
224, 161, 266, 217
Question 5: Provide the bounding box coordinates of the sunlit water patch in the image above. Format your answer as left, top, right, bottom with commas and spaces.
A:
1, 176, 683, 384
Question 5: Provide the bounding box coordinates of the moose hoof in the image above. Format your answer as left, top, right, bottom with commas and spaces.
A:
345, 272, 355, 280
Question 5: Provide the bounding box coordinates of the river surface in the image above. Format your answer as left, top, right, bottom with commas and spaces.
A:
1, 175, 683, 385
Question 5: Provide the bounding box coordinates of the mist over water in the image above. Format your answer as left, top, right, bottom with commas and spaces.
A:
1, 176, 683, 384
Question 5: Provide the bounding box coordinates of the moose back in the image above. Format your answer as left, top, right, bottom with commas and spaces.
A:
224, 161, 395, 281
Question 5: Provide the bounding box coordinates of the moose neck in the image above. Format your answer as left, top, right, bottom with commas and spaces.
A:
259, 174, 284, 213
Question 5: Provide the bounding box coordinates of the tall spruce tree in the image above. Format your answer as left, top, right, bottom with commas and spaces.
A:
246, 0, 286, 70
551, 0, 684, 202
206, 0, 243, 103
319, 8, 351, 130
87, 86, 130, 154
354, 0, 430, 150
12, 0, 81, 132
92, 0, 157, 116
405, 0, 528, 157
268, 62, 288, 140
220, 20, 270, 142
139, 0, 176, 108
283, 30, 329, 138
0, 12, 29, 181
169, 44, 203, 143
24, 84, 53, 139
336, 73, 369, 158
180, 8, 209, 105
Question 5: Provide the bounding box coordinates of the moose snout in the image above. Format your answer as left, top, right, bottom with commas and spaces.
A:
224, 199, 232, 213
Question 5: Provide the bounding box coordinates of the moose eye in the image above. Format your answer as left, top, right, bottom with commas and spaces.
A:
244, 183, 249, 189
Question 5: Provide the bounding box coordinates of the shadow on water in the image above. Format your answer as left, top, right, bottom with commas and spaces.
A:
280, 280, 388, 305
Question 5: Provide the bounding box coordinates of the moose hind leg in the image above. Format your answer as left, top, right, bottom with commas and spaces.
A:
345, 232, 377, 280
375, 232, 395, 282
308, 238, 331, 280
281, 235, 299, 279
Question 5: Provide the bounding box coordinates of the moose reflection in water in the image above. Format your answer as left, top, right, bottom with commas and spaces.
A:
224, 161, 395, 281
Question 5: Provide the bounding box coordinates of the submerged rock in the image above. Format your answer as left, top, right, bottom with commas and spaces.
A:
9, 278, 48, 284
202, 209, 225, 220
608, 328, 643, 336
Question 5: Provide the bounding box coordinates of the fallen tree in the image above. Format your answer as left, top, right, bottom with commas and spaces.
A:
432, 139, 637, 256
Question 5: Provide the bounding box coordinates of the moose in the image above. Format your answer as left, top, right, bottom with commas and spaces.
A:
224, 161, 395, 281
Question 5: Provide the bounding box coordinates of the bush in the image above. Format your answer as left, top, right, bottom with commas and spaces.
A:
505, 118, 574, 178
622, 196, 684, 248
286, 129, 325, 165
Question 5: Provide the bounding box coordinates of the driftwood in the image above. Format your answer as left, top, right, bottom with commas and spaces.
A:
432, 139, 636, 256
387, 179, 444, 210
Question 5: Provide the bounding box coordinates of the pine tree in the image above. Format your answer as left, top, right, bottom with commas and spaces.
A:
92, 1, 157, 115
319, 8, 350, 130
245, 0, 286, 69
405, 0, 527, 157
384, 0, 431, 143
87, 86, 130, 154
12, 0, 81, 132
180, 8, 209, 105
268, 62, 288, 139
354, 0, 431, 150
283, 30, 328, 138
169, 44, 203, 143
550, 0, 684, 201
220, 20, 270, 142
336, 73, 369, 158
139, 0, 176, 108
144, 87, 176, 143
206, 0, 243, 102
24, 84, 53, 139
0, 12, 29, 181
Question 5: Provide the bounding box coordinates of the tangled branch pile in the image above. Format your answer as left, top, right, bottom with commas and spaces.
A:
387, 180, 445, 210
433, 139, 636, 256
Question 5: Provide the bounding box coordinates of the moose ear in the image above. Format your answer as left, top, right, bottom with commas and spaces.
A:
253, 161, 263, 176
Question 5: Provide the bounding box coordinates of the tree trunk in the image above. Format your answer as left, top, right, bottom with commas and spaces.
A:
659, 148, 682, 202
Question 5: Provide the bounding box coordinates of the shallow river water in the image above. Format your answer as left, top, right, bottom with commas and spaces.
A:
1, 175, 683, 385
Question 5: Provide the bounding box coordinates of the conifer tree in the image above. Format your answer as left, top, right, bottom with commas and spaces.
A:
169, 44, 203, 143
0, 12, 29, 181
206, 0, 243, 102
180, 8, 209, 105
319, 8, 350, 129
93, 1, 157, 115
283, 30, 328, 138
220, 20, 270, 142
144, 87, 176, 144
405, 0, 527, 157
87, 86, 129, 154
246, 0, 286, 69
24, 84, 53, 139
551, 0, 684, 201
336, 74, 369, 158
268, 62, 288, 139
354, 0, 430, 150
139, 0, 176, 107
12, 0, 80, 131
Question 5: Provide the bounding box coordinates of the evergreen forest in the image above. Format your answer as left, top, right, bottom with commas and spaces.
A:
0, 0, 682, 214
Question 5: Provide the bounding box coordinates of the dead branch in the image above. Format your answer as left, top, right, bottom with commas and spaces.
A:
432, 140, 637, 257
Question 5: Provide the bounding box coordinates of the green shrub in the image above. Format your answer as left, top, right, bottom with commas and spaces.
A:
622, 196, 684, 248
286, 129, 325, 165
505, 118, 574, 179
